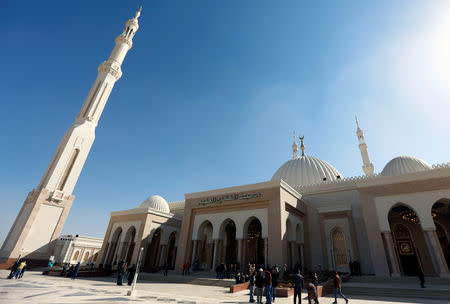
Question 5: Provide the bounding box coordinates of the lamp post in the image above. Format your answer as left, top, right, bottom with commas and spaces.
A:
127, 247, 144, 296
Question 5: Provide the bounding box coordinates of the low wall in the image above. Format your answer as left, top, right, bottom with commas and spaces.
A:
42, 269, 110, 277
230, 282, 249, 293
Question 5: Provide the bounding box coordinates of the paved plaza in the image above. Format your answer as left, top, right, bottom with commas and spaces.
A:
0, 270, 449, 304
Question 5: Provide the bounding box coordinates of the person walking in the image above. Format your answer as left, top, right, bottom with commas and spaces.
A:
127, 264, 136, 286
164, 263, 169, 276
292, 270, 304, 304
249, 270, 256, 303
18, 262, 27, 279
14, 261, 26, 279
68, 265, 74, 278
418, 268, 426, 288
61, 263, 68, 276
264, 268, 272, 304
271, 267, 279, 302
71, 262, 81, 280
117, 260, 127, 285
8, 260, 20, 279
307, 283, 319, 304
255, 268, 265, 304
333, 272, 348, 304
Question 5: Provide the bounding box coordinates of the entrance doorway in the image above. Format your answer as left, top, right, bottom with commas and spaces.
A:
389, 205, 423, 276
246, 218, 264, 267
223, 220, 237, 265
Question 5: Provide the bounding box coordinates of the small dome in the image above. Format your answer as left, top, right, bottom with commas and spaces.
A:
272, 155, 343, 187
380, 156, 431, 177
140, 195, 170, 213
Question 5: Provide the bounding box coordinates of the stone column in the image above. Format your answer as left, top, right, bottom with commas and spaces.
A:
191, 240, 198, 266
382, 231, 401, 277
158, 245, 167, 267
300, 244, 305, 272
290, 242, 296, 267
423, 229, 450, 278
237, 238, 242, 264
212, 239, 219, 271
264, 238, 268, 267
79, 248, 85, 263
242, 239, 247, 266
155, 245, 162, 267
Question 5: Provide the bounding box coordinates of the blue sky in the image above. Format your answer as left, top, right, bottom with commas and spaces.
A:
1, 1, 449, 244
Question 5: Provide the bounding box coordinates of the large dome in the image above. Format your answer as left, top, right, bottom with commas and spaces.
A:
380, 156, 431, 177
272, 155, 343, 187
140, 195, 170, 213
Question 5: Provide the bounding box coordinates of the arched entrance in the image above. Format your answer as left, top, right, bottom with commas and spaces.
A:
196, 221, 213, 270
221, 219, 237, 265
123, 226, 136, 265
166, 232, 177, 269
105, 227, 122, 265
144, 228, 162, 270
432, 200, 450, 269
245, 218, 264, 267
389, 205, 425, 276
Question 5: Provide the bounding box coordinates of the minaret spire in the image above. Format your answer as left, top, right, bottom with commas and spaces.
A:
355, 117, 374, 176
292, 131, 299, 159
299, 136, 305, 156
0, 10, 142, 265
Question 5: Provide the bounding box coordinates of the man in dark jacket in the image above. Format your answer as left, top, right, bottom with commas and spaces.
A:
7, 260, 20, 279
71, 262, 81, 280
271, 267, 279, 302
255, 269, 265, 304
264, 268, 272, 304
117, 260, 127, 285
127, 264, 136, 286
292, 270, 304, 304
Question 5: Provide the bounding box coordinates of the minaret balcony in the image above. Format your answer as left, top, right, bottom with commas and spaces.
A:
98, 61, 122, 80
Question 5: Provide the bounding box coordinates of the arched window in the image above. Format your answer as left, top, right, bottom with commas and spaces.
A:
332, 228, 349, 267
73, 250, 80, 261
83, 251, 89, 262
93, 252, 98, 262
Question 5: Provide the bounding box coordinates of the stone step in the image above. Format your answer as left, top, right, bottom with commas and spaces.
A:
349, 275, 450, 285
343, 286, 450, 300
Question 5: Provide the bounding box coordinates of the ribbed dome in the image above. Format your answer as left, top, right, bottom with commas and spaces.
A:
380, 156, 431, 177
272, 155, 343, 187
140, 195, 170, 213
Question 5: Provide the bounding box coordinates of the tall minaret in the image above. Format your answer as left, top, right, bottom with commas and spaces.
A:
356, 116, 374, 176
0, 8, 142, 267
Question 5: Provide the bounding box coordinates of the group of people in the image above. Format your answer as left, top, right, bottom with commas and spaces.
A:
246, 266, 349, 304
349, 260, 361, 276
247, 265, 280, 304
59, 262, 81, 280
116, 259, 136, 286
7, 260, 27, 280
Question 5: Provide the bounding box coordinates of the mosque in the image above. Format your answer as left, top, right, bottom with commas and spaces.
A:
1, 8, 449, 278
97, 128, 450, 278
